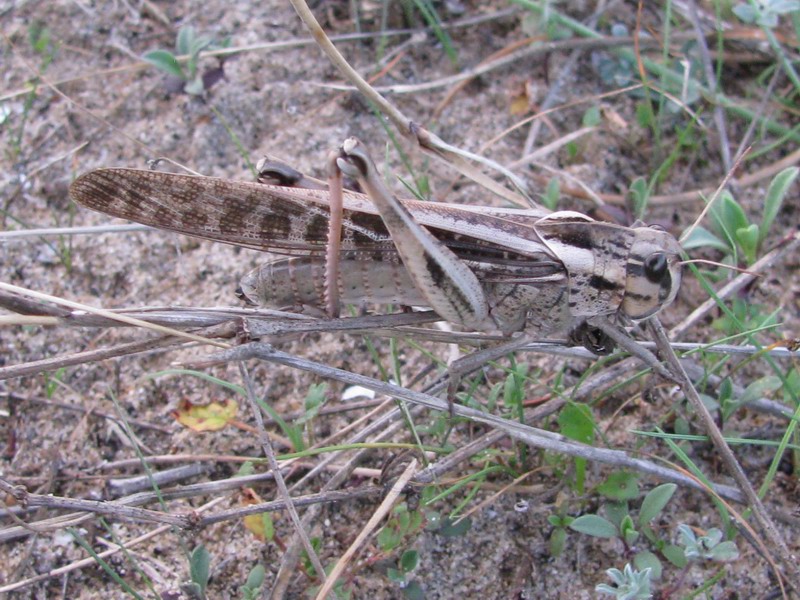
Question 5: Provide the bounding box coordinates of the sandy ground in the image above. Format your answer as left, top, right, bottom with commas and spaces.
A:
2, 1, 799, 598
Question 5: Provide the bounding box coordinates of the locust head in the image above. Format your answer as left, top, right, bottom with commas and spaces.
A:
620, 226, 683, 320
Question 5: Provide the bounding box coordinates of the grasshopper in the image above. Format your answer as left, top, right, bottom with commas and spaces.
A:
69, 138, 682, 355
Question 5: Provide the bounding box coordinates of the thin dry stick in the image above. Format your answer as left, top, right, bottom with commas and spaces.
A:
5, 393, 171, 433
287, 0, 530, 206
521, 0, 607, 156
208, 343, 745, 502
236, 362, 329, 591
685, 0, 732, 173
648, 318, 798, 594
671, 230, 800, 340
196, 486, 384, 528
0, 282, 229, 349
0, 475, 382, 544
266, 403, 427, 597
0, 333, 190, 381
0, 498, 226, 594
0, 479, 187, 527
287, 404, 413, 494
316, 459, 418, 600
269, 447, 378, 599
339, 32, 709, 96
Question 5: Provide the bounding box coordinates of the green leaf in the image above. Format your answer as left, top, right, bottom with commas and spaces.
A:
237, 461, 256, 477
486, 381, 502, 413
190, 34, 215, 58
549, 527, 567, 556
184, 76, 205, 96
597, 471, 640, 501
542, 177, 560, 211
558, 402, 594, 493
636, 100, 655, 128
400, 550, 419, 573
713, 193, 749, 241
190, 546, 210, 593
177, 26, 195, 55
759, 167, 798, 245
386, 567, 405, 583
633, 550, 662, 580
143, 50, 185, 79
437, 516, 472, 538
261, 513, 274, 541
739, 375, 783, 405
558, 402, 595, 444
709, 540, 740, 562
680, 225, 730, 253
297, 383, 328, 424
735, 223, 759, 264
661, 543, 687, 568
377, 526, 401, 552
244, 564, 265, 590
28, 21, 51, 55
583, 105, 601, 127
569, 514, 618, 538
628, 177, 649, 220
401, 580, 425, 600
502, 364, 528, 411
620, 515, 639, 546
638, 484, 676, 525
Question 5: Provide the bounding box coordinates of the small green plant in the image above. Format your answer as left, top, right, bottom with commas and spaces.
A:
377, 503, 425, 554
596, 563, 652, 599
143, 26, 230, 96
711, 374, 783, 421
182, 545, 210, 600
677, 525, 739, 562
557, 401, 596, 494
240, 564, 266, 600
296, 383, 328, 425
567, 482, 681, 579
571, 481, 740, 596
376, 502, 427, 598
733, 0, 800, 27
43, 367, 66, 399
682, 167, 798, 266
385, 550, 423, 600
299, 537, 323, 578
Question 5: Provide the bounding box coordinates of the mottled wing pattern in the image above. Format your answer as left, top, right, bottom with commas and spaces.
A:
70, 168, 565, 282
70, 168, 363, 255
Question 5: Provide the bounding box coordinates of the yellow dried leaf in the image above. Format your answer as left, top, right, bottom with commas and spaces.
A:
172, 398, 238, 431
241, 488, 274, 541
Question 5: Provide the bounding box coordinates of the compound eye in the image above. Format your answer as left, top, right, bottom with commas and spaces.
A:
644, 252, 669, 283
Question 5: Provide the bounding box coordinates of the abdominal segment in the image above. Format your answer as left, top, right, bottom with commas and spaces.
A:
238, 255, 429, 312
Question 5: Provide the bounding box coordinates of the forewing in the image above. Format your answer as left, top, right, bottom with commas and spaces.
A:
71, 168, 357, 255
70, 167, 564, 283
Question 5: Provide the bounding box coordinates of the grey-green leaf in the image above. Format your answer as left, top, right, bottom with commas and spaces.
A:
569, 514, 618, 538
638, 483, 676, 525
680, 225, 730, 253
759, 166, 798, 245
143, 50, 185, 79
